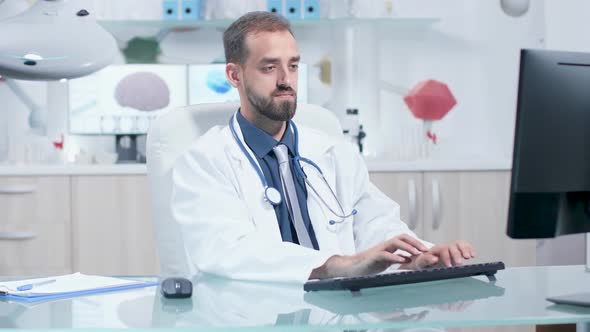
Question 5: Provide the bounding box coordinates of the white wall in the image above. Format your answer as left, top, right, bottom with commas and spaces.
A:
377, 0, 544, 161
545, 0, 590, 52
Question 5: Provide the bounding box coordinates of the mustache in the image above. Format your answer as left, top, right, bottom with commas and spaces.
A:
272, 86, 296, 96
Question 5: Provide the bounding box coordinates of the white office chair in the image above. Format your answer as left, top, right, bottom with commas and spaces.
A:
146, 102, 343, 277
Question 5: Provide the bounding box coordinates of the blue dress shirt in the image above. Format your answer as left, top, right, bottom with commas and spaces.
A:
236, 110, 320, 250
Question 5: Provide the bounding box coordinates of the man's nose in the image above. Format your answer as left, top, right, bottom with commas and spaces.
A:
277, 66, 293, 86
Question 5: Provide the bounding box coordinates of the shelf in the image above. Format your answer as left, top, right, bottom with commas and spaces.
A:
98, 17, 440, 31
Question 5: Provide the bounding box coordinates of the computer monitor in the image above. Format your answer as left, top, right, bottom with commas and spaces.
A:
187, 63, 308, 104
68, 64, 188, 162
68, 63, 309, 162
507, 49, 590, 239
507, 49, 590, 305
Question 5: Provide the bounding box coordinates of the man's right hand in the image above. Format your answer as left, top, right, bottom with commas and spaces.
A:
309, 234, 428, 280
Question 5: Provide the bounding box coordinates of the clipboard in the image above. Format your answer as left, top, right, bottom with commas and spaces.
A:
0, 273, 158, 303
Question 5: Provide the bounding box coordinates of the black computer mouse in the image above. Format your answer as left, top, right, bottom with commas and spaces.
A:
161, 277, 193, 299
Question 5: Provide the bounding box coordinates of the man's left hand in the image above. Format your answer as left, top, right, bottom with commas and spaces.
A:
401, 240, 476, 270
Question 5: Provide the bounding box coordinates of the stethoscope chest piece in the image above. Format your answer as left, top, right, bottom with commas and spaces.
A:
265, 186, 282, 205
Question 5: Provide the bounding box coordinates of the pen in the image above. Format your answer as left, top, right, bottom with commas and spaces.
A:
16, 279, 56, 291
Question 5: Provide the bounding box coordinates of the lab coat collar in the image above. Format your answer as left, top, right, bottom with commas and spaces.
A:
226, 120, 337, 166
224, 112, 338, 172
235, 109, 296, 159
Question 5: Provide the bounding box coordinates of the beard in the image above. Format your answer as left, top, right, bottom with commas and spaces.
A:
245, 83, 297, 122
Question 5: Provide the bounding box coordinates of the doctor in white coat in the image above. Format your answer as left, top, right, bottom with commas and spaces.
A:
171, 11, 476, 283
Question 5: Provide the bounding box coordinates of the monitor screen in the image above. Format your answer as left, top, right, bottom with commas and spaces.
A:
69, 63, 310, 135
68, 64, 188, 135
507, 49, 590, 239
187, 63, 308, 104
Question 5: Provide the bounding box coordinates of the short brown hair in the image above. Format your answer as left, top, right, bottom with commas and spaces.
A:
223, 11, 294, 64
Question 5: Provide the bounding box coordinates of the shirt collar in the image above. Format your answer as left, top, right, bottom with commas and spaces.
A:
236, 109, 296, 159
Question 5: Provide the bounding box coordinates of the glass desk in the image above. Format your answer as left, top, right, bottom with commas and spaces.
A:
1, 265, 590, 331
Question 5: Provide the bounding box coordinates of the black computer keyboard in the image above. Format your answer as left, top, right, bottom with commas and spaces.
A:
304, 261, 505, 292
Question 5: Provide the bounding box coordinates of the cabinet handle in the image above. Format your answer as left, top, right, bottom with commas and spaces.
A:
0, 185, 37, 194
408, 178, 417, 230
0, 231, 37, 240
432, 179, 442, 230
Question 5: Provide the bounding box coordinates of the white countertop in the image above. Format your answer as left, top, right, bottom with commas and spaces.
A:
0, 164, 148, 176
0, 159, 511, 176
364, 158, 512, 172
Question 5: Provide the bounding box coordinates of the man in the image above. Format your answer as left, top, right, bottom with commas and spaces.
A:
171, 11, 475, 283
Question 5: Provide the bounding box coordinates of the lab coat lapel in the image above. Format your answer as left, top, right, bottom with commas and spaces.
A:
221, 127, 283, 242
296, 125, 344, 254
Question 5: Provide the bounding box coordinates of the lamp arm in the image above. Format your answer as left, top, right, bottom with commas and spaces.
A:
4, 78, 38, 111
4, 78, 46, 134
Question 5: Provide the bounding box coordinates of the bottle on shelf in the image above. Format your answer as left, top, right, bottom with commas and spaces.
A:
341, 108, 366, 153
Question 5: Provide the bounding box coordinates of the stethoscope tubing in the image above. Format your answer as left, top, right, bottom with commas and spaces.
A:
229, 112, 356, 223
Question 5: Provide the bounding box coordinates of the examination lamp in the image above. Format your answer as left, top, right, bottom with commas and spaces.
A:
0, 0, 118, 134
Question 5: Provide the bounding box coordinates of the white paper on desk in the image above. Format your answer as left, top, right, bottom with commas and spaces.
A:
0, 273, 148, 296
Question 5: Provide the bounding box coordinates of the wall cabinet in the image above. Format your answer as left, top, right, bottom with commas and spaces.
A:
370, 171, 536, 267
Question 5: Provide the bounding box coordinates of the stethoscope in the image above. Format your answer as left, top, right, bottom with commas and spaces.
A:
229, 113, 357, 225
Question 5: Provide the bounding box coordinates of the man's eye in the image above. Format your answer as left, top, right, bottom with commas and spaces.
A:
263, 66, 275, 72
290, 64, 299, 70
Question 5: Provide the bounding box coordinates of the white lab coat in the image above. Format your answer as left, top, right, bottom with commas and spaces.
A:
171, 119, 428, 283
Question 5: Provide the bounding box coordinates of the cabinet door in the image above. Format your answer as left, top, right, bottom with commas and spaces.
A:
0, 176, 71, 275
72, 175, 159, 275
422, 171, 535, 267
536, 233, 586, 266
369, 172, 424, 236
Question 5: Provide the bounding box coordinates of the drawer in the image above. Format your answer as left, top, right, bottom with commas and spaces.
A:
0, 176, 71, 275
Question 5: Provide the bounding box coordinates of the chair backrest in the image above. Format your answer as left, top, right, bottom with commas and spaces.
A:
146, 102, 342, 277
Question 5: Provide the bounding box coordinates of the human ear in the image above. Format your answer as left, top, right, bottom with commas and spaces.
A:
225, 63, 241, 88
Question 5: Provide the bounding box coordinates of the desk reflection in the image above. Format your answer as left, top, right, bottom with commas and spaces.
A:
0, 275, 503, 329
4, 266, 590, 330
304, 276, 504, 316
145, 274, 503, 330
148, 275, 320, 328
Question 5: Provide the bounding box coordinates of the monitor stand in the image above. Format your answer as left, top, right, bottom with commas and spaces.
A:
116, 134, 139, 163
547, 292, 590, 307
546, 235, 590, 308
